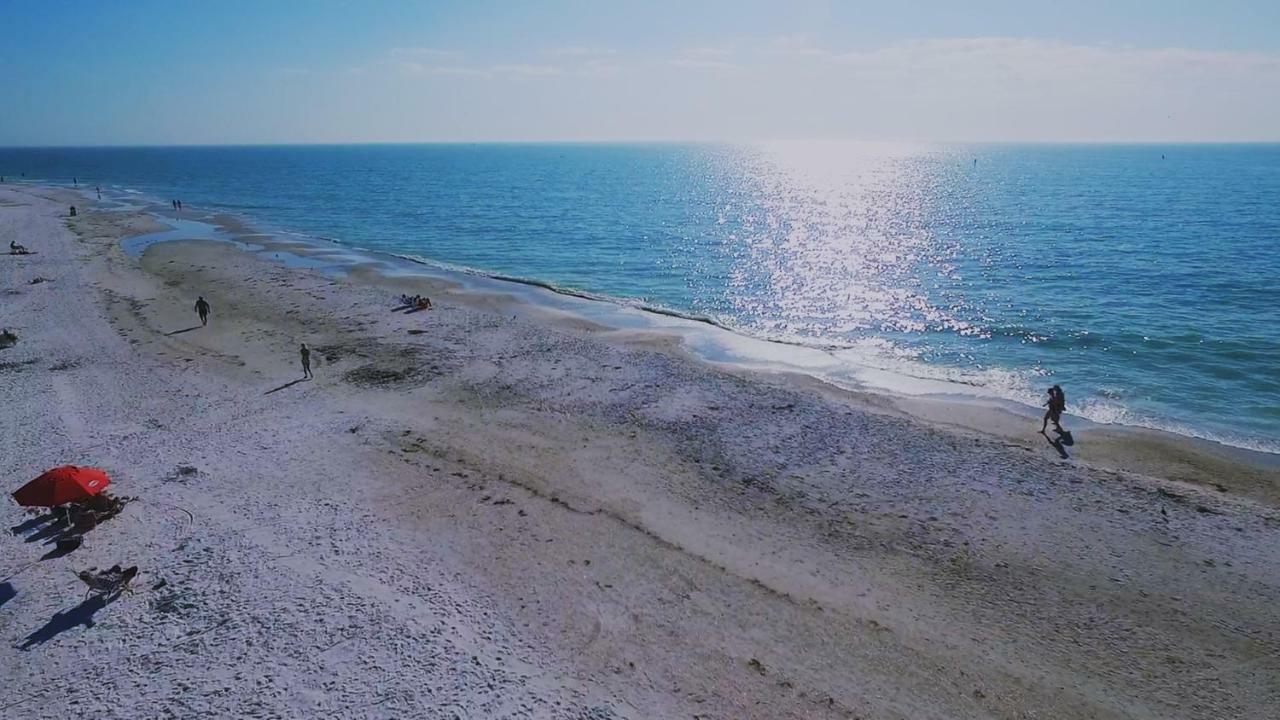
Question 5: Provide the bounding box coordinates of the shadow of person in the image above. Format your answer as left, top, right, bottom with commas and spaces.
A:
23, 519, 72, 545
23, 514, 92, 547
264, 377, 308, 395
1042, 431, 1069, 459
0, 582, 15, 610
19, 594, 111, 650
10, 512, 56, 535
165, 326, 204, 336
40, 536, 83, 560
1055, 429, 1075, 447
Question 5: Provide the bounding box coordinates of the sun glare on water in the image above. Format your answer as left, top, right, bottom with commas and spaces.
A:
724, 140, 979, 346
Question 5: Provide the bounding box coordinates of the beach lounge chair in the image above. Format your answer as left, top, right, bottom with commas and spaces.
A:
76, 565, 139, 600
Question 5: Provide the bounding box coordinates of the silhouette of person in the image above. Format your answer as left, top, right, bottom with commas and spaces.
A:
194, 296, 211, 326
1041, 385, 1066, 434
300, 343, 312, 379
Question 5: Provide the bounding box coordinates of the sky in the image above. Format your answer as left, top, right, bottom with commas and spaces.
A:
2, 0, 1279, 145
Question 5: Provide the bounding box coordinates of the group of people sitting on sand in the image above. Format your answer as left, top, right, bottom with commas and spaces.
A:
399, 294, 432, 310
9, 240, 31, 255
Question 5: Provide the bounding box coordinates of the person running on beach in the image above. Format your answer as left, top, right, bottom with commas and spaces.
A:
1041, 385, 1066, 434
194, 296, 211, 326
300, 343, 313, 379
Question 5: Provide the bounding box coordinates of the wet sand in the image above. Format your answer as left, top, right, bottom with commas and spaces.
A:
2, 184, 1278, 719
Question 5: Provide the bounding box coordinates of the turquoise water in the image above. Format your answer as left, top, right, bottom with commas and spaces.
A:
3, 143, 1278, 452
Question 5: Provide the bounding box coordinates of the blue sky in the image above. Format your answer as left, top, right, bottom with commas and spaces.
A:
3, 0, 1279, 145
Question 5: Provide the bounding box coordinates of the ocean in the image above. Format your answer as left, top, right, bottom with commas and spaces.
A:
2, 143, 1278, 452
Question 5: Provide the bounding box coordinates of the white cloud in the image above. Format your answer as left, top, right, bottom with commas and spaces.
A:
683, 46, 734, 59
665, 46, 739, 71
388, 47, 464, 61
490, 64, 563, 77
399, 62, 492, 78
829, 37, 1280, 82
549, 46, 616, 57
762, 35, 829, 59
320, 37, 1280, 142
573, 59, 623, 78
665, 58, 738, 70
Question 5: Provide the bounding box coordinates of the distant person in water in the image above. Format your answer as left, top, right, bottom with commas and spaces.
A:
96, 185, 101, 199
300, 343, 313, 379
69, 206, 76, 217
171, 200, 177, 211
10, 240, 31, 255
194, 296, 211, 326
1041, 385, 1066, 434
177, 199, 183, 211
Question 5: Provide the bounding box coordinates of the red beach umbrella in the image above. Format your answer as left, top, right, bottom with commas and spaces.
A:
11, 466, 111, 507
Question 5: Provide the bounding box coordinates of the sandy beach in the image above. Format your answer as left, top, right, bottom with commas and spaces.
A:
2, 183, 1279, 719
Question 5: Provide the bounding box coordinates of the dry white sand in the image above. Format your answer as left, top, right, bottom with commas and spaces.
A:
2, 184, 1279, 719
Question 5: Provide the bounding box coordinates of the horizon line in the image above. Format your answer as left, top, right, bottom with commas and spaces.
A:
4, 139, 1280, 150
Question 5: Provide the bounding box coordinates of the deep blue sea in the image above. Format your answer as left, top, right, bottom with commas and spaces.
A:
3, 143, 1278, 452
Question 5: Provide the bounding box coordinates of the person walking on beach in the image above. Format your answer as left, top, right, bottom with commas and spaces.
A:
1041, 385, 1066, 434
194, 296, 211, 326
300, 343, 313, 379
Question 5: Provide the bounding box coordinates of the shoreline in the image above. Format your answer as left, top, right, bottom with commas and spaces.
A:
14, 176, 1280, 457
11, 174, 1280, 457
4, 183, 1280, 718
87, 184, 1280, 504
